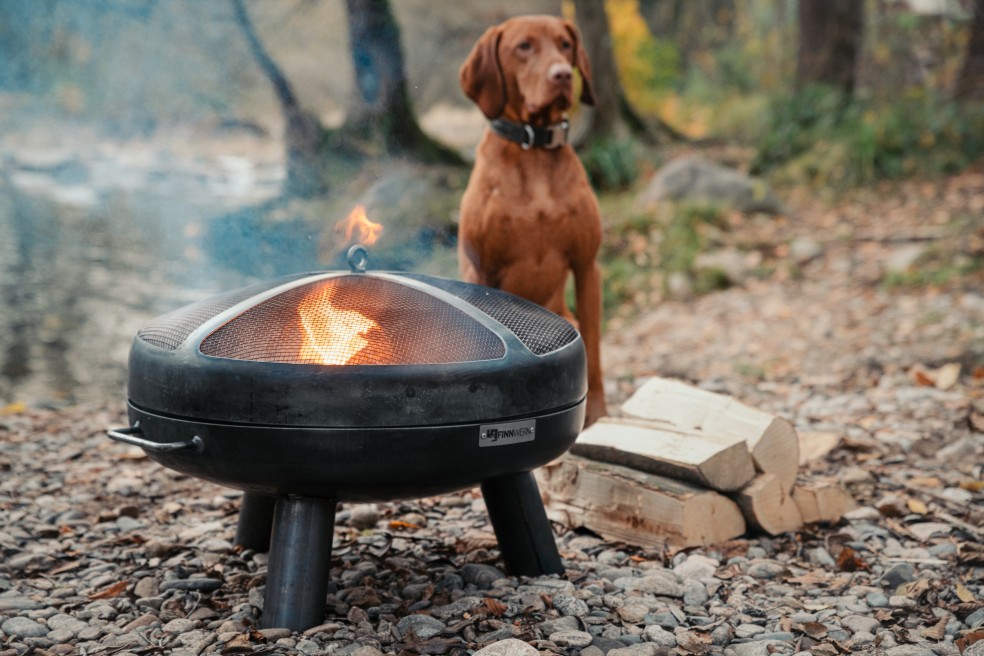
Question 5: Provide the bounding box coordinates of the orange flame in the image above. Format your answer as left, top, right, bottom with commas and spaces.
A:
336, 204, 383, 246
296, 287, 378, 365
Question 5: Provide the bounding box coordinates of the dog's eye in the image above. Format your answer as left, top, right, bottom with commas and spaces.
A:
517, 40, 532, 52
560, 39, 572, 50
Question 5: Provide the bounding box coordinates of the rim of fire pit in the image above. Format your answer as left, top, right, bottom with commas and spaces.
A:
127, 271, 587, 428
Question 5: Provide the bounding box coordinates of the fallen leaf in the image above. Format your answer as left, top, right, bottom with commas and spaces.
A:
934, 363, 961, 390
836, 547, 868, 572
388, 520, 421, 531
955, 582, 977, 603
87, 579, 129, 600
920, 617, 947, 640
220, 633, 254, 654
900, 578, 931, 599
960, 480, 984, 492
49, 560, 82, 576
797, 621, 828, 639
913, 367, 935, 387
787, 571, 830, 585
483, 598, 507, 616
907, 498, 929, 515
0, 401, 26, 415
956, 628, 984, 652
969, 411, 984, 433
907, 476, 942, 488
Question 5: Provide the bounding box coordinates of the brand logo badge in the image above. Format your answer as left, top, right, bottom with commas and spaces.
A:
479, 419, 536, 447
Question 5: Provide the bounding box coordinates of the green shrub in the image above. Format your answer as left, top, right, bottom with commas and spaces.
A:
579, 137, 640, 191
753, 86, 984, 187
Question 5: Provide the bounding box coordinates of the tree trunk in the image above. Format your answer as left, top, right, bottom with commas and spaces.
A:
796, 0, 863, 94
230, 0, 327, 197
343, 0, 459, 163
572, 0, 622, 141
955, 0, 984, 100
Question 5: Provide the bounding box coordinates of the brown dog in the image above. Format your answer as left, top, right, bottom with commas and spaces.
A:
458, 15, 607, 426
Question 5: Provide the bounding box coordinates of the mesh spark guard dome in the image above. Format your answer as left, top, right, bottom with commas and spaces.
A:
127, 271, 587, 429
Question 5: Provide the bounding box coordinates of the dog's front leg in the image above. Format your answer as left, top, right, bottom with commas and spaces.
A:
573, 260, 607, 427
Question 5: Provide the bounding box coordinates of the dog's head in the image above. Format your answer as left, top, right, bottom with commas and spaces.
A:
460, 15, 595, 125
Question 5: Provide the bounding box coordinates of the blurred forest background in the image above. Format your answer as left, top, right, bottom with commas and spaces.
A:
0, 0, 982, 407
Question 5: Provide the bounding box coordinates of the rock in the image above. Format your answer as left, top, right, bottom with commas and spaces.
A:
882, 562, 916, 588
965, 607, 984, 628
471, 638, 539, 656
745, 560, 787, 579
617, 603, 649, 624
159, 578, 222, 592
884, 646, 935, 656
735, 623, 766, 638
348, 504, 379, 530
963, 641, 984, 656
615, 573, 684, 598
637, 156, 784, 214
673, 555, 719, 580
429, 596, 483, 620
133, 577, 160, 598
549, 630, 593, 647
553, 593, 590, 617
0, 597, 41, 611
460, 563, 505, 589
840, 614, 880, 635
396, 614, 445, 640
642, 625, 677, 647
608, 643, 672, 656
1, 617, 48, 638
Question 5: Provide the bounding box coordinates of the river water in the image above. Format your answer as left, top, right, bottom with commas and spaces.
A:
0, 122, 304, 407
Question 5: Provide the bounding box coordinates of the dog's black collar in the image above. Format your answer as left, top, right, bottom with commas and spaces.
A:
490, 118, 570, 150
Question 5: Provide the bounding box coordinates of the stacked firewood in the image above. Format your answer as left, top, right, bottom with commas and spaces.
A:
536, 378, 854, 548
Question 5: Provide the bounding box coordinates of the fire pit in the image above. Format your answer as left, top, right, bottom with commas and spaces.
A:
108, 247, 586, 631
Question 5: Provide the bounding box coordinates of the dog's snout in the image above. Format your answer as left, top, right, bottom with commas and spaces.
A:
548, 62, 573, 84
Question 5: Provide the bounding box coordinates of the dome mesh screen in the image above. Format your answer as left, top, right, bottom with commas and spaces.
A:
199, 276, 505, 365
137, 275, 308, 351
400, 274, 579, 356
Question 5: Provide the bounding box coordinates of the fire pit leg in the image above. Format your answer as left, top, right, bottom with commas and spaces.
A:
480, 471, 564, 576
235, 492, 276, 552
262, 495, 337, 631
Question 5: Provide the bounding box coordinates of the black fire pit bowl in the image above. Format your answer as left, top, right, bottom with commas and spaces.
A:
109, 267, 586, 631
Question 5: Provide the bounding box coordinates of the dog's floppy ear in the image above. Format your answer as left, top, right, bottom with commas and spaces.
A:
564, 20, 595, 107
460, 25, 506, 119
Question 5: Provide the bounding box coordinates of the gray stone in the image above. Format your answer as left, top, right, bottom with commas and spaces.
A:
549, 630, 593, 647
45, 614, 88, 637
963, 640, 984, 656
460, 563, 505, 590
865, 590, 889, 607
540, 615, 581, 635
348, 504, 379, 530
554, 593, 590, 617
746, 560, 787, 580
672, 554, 719, 580
964, 607, 984, 628
735, 623, 766, 639
617, 603, 649, 624
159, 578, 222, 592
882, 562, 916, 588
642, 625, 676, 648
727, 642, 771, 656
637, 156, 784, 215
615, 574, 684, 598
429, 596, 483, 620
0, 597, 41, 611
472, 638, 539, 656
840, 614, 880, 635
608, 643, 669, 656
1, 617, 48, 638
885, 646, 935, 656
682, 580, 709, 607
46, 627, 76, 643
396, 614, 445, 640
162, 618, 200, 634
133, 577, 159, 599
